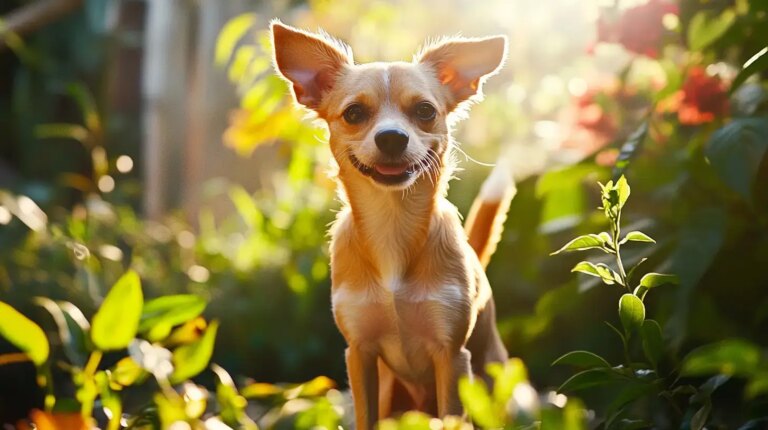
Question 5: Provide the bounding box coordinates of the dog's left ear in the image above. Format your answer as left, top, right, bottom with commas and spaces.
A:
417, 36, 507, 108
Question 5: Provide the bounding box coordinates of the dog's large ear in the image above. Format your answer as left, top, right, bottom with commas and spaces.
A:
417, 36, 507, 108
271, 20, 352, 109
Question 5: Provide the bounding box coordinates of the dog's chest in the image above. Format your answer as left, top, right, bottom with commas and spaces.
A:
332, 279, 467, 381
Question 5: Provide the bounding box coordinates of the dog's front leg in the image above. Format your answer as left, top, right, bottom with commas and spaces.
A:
434, 348, 471, 417
346, 346, 379, 430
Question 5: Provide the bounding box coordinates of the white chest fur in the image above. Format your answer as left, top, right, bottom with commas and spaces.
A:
332, 281, 468, 381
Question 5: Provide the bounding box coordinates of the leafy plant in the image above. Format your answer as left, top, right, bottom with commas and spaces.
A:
550, 177, 688, 428
0, 271, 224, 428
549, 176, 768, 429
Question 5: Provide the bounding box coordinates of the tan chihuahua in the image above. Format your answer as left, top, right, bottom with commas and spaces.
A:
271, 20, 516, 429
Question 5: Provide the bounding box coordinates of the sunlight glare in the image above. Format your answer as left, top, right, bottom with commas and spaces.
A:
98, 175, 115, 193
99, 244, 124, 261
116, 155, 134, 173
187, 265, 210, 283
568, 77, 588, 97
17, 195, 47, 232
546, 391, 569, 408
0, 206, 11, 225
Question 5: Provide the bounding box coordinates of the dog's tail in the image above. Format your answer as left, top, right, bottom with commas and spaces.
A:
464, 159, 516, 269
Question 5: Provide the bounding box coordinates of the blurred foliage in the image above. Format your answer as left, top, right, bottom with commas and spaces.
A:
1, 0, 768, 428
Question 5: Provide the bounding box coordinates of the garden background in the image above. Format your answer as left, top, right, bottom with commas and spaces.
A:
1, 0, 768, 428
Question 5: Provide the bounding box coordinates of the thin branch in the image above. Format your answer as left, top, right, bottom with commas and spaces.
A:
0, 0, 84, 51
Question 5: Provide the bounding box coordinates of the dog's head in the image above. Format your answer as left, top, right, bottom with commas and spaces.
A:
272, 21, 506, 190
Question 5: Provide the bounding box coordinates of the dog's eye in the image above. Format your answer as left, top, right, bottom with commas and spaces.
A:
414, 102, 437, 121
343, 104, 368, 124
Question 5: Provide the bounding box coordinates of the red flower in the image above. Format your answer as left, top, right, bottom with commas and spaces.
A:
678, 67, 729, 125
561, 88, 619, 155
597, 0, 678, 58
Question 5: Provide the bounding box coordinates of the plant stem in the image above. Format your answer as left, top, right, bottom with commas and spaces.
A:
84, 350, 102, 376
613, 212, 629, 290
81, 350, 103, 418
622, 334, 633, 369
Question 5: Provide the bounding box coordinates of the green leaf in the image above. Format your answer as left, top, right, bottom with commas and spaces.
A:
681, 339, 761, 377
552, 350, 611, 368
667, 207, 727, 348
639, 273, 679, 289
731, 47, 768, 94
35, 123, 90, 143
605, 321, 626, 345
690, 402, 711, 430
625, 258, 648, 286
705, 117, 768, 200
687, 9, 737, 51
746, 372, 768, 399
0, 301, 50, 366
459, 376, 503, 429
139, 295, 207, 342
620, 231, 655, 245
550, 234, 610, 255
486, 358, 527, 405
91, 271, 144, 351
572, 262, 621, 286
557, 368, 621, 393
170, 320, 219, 384
698, 374, 731, 398
535, 164, 595, 231
619, 294, 645, 336
605, 382, 657, 419
615, 175, 630, 210
641, 320, 664, 368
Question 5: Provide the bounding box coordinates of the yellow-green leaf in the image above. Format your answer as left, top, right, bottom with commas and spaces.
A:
639, 273, 679, 289
459, 376, 503, 429
0, 301, 49, 366
688, 9, 736, 52
615, 175, 630, 209
620, 231, 655, 245
551, 234, 609, 255
641, 320, 664, 368
139, 294, 206, 342
215, 13, 257, 66
91, 271, 143, 351
170, 320, 219, 384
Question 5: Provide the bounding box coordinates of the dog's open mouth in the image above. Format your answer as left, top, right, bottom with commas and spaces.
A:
349, 153, 432, 186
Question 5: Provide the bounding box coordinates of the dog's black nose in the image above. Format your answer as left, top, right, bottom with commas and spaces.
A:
374, 129, 409, 156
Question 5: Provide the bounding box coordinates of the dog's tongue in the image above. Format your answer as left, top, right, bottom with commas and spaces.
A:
374, 164, 409, 176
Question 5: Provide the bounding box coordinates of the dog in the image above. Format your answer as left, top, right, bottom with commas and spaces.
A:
271, 21, 515, 429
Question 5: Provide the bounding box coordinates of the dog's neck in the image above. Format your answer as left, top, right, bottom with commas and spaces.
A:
339, 151, 451, 283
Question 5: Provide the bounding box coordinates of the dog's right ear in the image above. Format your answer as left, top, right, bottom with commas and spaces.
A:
271, 20, 352, 110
